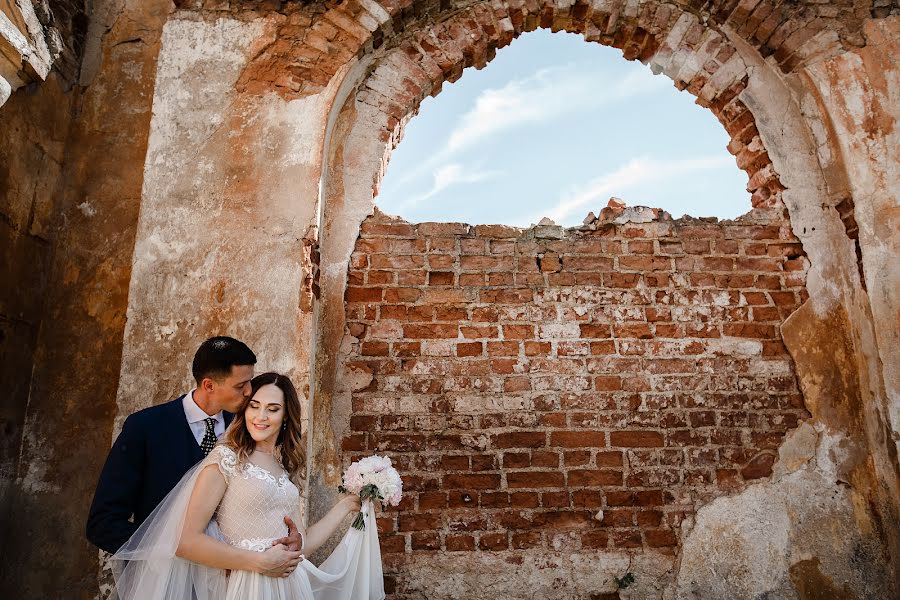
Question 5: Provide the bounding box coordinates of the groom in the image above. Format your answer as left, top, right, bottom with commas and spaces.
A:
86, 336, 302, 572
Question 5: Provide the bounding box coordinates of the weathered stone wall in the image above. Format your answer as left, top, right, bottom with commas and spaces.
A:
0, 0, 172, 595
0, 0, 88, 576
0, 71, 72, 562
340, 207, 811, 595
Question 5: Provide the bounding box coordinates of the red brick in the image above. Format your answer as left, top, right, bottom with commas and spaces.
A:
470, 454, 497, 471
580, 324, 612, 338
611, 530, 642, 548
504, 377, 531, 392
349, 415, 376, 431
341, 434, 366, 451
530, 451, 560, 468
481, 288, 533, 303
491, 431, 546, 448
594, 375, 623, 391
403, 324, 458, 339
610, 431, 665, 447
487, 341, 519, 356
478, 492, 508, 508
443, 473, 500, 490
399, 513, 442, 531
568, 470, 623, 486
636, 490, 665, 506
564, 450, 592, 466
511, 531, 543, 549
503, 324, 534, 339
375, 517, 396, 535
645, 528, 678, 548
445, 534, 475, 551
566, 256, 613, 271
544, 510, 594, 529
605, 272, 641, 288
438, 306, 468, 321
418, 491, 448, 510
581, 531, 609, 549
411, 532, 440, 550
509, 492, 540, 508
460, 325, 498, 338
542, 491, 570, 508
741, 452, 776, 480
361, 342, 388, 356
525, 341, 552, 356
478, 532, 508, 551
507, 471, 565, 488
456, 342, 483, 357
503, 452, 530, 469
590, 340, 616, 354
551, 431, 606, 448
619, 255, 672, 271
379, 534, 405, 554
601, 509, 634, 527
613, 324, 653, 339
636, 509, 663, 527
459, 273, 485, 286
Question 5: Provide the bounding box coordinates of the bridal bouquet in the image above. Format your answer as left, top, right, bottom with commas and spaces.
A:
338, 455, 403, 530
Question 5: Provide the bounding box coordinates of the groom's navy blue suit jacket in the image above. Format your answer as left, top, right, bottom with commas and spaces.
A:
86, 396, 233, 554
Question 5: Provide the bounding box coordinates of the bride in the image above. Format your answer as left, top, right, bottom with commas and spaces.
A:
111, 372, 384, 599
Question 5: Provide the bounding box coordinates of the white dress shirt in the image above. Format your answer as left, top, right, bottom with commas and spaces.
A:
182, 389, 225, 446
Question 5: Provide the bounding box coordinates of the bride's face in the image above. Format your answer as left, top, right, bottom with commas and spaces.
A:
245, 384, 285, 445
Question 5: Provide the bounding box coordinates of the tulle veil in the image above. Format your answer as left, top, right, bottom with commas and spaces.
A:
110, 452, 385, 600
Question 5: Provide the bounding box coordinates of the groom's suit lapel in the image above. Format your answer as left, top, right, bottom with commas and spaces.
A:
162, 396, 204, 466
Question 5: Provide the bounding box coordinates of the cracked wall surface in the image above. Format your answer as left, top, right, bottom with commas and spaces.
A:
0, 1, 897, 597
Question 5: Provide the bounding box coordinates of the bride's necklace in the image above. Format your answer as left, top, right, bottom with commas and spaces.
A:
254, 448, 275, 455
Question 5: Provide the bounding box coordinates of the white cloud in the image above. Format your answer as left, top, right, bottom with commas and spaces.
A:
394, 63, 668, 189
447, 64, 667, 154
519, 155, 734, 226
406, 162, 501, 206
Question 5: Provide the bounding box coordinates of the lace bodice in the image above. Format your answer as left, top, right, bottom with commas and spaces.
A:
205, 446, 303, 552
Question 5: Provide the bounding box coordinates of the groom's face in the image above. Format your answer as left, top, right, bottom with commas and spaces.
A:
212, 364, 255, 413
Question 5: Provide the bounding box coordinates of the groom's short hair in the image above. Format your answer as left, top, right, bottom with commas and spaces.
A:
192, 336, 257, 384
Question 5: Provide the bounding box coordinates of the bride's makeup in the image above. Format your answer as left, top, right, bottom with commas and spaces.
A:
245, 384, 285, 449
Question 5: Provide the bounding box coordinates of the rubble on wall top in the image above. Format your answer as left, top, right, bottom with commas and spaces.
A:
579, 197, 673, 230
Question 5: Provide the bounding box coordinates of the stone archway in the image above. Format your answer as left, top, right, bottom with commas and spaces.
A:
304, 1, 898, 596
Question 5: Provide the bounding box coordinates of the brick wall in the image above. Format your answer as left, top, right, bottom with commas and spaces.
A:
341, 208, 809, 593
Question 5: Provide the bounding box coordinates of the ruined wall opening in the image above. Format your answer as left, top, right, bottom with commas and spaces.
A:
376, 29, 750, 225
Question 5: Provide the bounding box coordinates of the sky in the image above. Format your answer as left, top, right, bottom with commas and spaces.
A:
374, 29, 751, 227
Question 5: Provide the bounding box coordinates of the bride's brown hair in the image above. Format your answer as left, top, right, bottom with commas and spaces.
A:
223, 372, 306, 481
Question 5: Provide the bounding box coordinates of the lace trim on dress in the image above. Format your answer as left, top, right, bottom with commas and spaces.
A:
213, 446, 290, 488
213, 446, 239, 480
243, 463, 291, 488
236, 537, 278, 553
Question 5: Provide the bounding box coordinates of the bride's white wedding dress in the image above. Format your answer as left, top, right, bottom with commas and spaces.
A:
111, 446, 384, 600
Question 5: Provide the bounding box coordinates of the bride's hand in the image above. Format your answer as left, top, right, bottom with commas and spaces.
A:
339, 493, 361, 514
254, 544, 304, 578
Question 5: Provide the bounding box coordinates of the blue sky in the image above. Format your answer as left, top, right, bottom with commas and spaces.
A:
375, 30, 750, 227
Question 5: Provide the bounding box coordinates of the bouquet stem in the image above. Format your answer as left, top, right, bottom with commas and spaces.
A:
351, 510, 366, 531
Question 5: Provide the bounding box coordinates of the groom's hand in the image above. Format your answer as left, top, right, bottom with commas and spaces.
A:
272, 515, 304, 552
